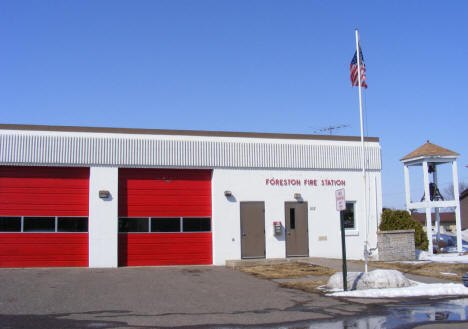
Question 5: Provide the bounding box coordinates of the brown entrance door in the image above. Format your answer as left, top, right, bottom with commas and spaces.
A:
285, 202, 309, 257
240, 202, 265, 259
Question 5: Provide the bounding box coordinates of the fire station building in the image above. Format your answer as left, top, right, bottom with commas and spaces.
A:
0, 124, 382, 268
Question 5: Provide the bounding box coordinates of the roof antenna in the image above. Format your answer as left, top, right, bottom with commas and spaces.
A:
312, 124, 350, 135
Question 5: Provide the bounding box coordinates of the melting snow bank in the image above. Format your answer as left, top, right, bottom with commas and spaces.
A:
325, 269, 468, 298
327, 282, 468, 298
327, 269, 413, 290
417, 250, 468, 263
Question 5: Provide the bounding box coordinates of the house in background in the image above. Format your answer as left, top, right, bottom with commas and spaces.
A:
411, 189, 468, 233
461, 189, 468, 231
412, 212, 458, 232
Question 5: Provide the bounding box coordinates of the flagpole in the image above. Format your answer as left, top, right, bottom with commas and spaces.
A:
355, 28, 369, 273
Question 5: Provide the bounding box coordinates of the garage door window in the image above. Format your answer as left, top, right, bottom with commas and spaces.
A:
118, 218, 149, 232
0, 217, 21, 232
0, 216, 89, 233
119, 217, 211, 233
23, 217, 55, 232
183, 218, 211, 232
58, 217, 88, 232
151, 218, 181, 232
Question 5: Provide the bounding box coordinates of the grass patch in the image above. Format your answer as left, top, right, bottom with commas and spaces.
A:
279, 280, 328, 294
358, 261, 468, 281
238, 263, 336, 280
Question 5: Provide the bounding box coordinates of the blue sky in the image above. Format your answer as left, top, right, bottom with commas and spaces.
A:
1, 1, 467, 208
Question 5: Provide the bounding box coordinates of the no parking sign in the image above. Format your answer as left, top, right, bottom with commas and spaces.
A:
335, 188, 345, 211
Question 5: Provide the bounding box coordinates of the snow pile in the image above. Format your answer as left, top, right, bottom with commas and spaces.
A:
416, 250, 468, 263
428, 253, 468, 263
327, 270, 412, 290
416, 249, 429, 260
462, 229, 468, 242
445, 245, 468, 252
328, 282, 468, 298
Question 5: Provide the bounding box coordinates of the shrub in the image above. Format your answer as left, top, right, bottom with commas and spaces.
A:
379, 209, 428, 251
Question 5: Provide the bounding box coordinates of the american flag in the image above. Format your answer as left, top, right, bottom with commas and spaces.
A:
350, 45, 367, 88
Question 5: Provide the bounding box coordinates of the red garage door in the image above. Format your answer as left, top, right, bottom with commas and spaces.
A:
118, 168, 212, 266
0, 166, 89, 267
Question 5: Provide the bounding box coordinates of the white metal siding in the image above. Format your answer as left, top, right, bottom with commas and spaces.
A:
0, 133, 381, 170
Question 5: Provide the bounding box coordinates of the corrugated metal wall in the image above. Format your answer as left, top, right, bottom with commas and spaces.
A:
0, 166, 89, 216
0, 234, 89, 267
0, 133, 381, 170
119, 168, 212, 217
118, 233, 212, 266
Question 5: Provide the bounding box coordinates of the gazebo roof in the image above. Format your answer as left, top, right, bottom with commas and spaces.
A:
401, 141, 459, 161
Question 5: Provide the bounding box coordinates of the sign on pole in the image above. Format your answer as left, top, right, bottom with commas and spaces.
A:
336, 188, 346, 211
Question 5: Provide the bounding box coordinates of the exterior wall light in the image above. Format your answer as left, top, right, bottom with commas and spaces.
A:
224, 190, 233, 197
294, 193, 302, 199
99, 190, 111, 199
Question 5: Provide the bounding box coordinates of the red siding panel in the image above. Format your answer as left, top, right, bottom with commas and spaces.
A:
118, 233, 212, 266
119, 169, 211, 217
0, 166, 89, 216
0, 233, 88, 267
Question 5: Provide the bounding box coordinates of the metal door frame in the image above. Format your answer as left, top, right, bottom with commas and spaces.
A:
240, 201, 266, 259
285, 201, 309, 257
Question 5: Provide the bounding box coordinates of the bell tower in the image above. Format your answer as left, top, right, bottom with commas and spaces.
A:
401, 141, 461, 255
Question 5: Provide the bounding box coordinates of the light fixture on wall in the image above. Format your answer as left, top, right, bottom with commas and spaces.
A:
224, 190, 233, 197
99, 190, 110, 199
294, 193, 302, 200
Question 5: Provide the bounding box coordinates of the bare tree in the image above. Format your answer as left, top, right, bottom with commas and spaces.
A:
443, 181, 468, 200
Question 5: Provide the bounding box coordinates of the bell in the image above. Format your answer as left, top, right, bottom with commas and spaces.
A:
429, 182, 444, 201
428, 163, 435, 173
420, 182, 444, 201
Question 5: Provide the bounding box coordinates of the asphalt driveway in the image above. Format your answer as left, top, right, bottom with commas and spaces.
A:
0, 265, 375, 328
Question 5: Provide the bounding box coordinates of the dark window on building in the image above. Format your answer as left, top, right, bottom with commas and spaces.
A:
118, 218, 149, 232
183, 218, 211, 232
0, 217, 21, 232
23, 217, 55, 232
290, 208, 296, 229
343, 202, 355, 229
58, 217, 88, 232
151, 218, 181, 232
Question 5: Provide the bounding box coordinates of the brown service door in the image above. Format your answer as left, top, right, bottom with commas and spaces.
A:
285, 202, 309, 257
240, 202, 266, 259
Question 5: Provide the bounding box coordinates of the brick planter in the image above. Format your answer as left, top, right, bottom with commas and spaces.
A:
377, 230, 416, 261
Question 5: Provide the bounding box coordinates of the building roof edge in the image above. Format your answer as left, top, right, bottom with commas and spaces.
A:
0, 123, 380, 142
